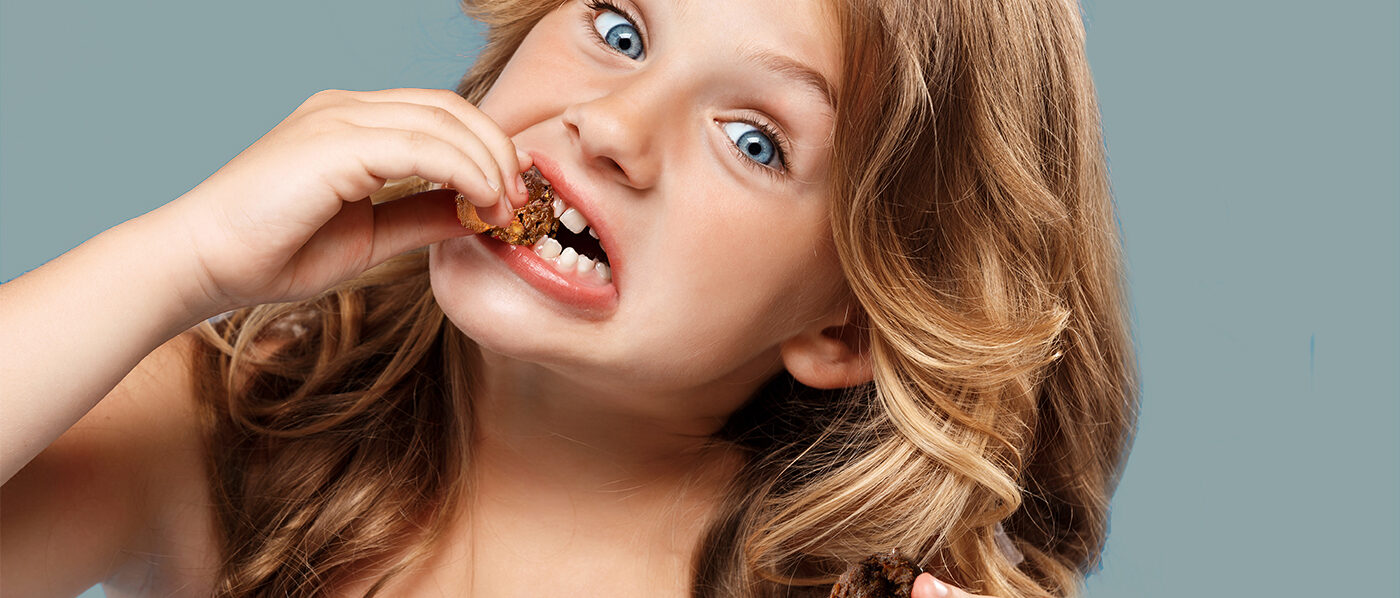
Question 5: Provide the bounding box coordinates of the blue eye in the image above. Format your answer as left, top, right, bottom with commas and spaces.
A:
722, 122, 779, 166
592, 10, 644, 60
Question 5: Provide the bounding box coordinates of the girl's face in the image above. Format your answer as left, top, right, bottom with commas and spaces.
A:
431, 0, 846, 398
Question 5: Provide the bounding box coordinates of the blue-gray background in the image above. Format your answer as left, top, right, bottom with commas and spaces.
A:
1, 0, 1395, 596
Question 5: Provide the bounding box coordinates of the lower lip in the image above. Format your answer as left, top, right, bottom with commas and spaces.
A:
475, 235, 619, 315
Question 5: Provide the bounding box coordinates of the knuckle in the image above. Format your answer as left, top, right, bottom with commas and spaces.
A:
494, 135, 518, 159
430, 106, 457, 129
300, 89, 346, 114
308, 88, 342, 103
431, 88, 465, 103
313, 104, 356, 125
404, 129, 431, 149
298, 112, 343, 138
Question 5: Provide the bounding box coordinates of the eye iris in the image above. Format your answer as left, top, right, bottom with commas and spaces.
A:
608, 28, 634, 51
603, 23, 642, 59
737, 130, 775, 164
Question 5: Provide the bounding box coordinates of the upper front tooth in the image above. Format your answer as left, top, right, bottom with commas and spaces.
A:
552, 199, 566, 219
559, 207, 589, 234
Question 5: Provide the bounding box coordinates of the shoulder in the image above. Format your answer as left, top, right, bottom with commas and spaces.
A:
1, 331, 218, 595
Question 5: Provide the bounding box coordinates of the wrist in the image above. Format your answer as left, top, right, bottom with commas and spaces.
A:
109, 205, 234, 334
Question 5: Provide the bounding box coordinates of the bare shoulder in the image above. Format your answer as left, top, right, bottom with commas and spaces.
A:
1, 330, 219, 596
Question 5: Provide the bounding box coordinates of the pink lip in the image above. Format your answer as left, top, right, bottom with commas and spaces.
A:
528, 152, 622, 291
464, 152, 621, 317
474, 236, 618, 316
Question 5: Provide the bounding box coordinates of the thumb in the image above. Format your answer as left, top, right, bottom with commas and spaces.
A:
366, 189, 473, 266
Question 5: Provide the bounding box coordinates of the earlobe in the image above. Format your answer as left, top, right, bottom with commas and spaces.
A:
779, 316, 874, 390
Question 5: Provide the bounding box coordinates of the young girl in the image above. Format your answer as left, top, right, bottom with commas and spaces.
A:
0, 0, 1136, 596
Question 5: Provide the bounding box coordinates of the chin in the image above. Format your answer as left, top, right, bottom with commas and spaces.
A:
426, 238, 759, 395
430, 240, 547, 350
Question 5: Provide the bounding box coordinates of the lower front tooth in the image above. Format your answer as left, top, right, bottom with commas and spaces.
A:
554, 247, 578, 272
576, 255, 595, 275
595, 262, 611, 282
537, 237, 562, 259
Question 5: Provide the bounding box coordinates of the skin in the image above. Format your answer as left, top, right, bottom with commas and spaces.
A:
425, 0, 867, 593
434, 0, 848, 478
426, 3, 981, 596
0, 0, 994, 595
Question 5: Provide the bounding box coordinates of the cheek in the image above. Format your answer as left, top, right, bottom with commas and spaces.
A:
478, 12, 592, 132
648, 214, 847, 349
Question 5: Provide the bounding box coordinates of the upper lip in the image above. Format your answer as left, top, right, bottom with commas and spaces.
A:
528, 152, 618, 273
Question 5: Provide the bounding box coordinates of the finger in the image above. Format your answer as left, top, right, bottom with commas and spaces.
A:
344, 126, 507, 227
331, 100, 507, 202
365, 189, 474, 267
913, 574, 946, 598
514, 147, 534, 199
913, 572, 987, 598
353, 88, 527, 207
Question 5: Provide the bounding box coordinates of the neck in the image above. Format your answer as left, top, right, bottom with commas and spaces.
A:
467, 346, 759, 503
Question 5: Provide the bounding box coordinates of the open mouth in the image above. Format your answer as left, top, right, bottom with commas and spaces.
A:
454, 165, 614, 286
531, 194, 612, 284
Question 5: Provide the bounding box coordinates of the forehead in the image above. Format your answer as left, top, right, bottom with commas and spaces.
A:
659, 0, 841, 92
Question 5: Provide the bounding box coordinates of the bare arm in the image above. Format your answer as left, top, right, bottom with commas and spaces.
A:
0, 88, 525, 486
0, 332, 213, 596
0, 208, 209, 484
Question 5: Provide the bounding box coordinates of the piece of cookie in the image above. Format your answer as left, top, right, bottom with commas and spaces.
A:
828, 552, 922, 598
455, 166, 559, 245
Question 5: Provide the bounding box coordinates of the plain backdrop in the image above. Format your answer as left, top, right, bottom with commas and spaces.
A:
1, 1, 1396, 596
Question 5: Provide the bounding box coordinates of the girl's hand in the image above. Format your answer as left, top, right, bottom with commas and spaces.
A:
913, 573, 999, 598
159, 88, 530, 318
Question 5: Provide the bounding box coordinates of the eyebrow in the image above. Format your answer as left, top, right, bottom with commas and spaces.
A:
741, 47, 836, 113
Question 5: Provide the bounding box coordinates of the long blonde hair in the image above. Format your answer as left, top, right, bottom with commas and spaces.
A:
191, 0, 1136, 596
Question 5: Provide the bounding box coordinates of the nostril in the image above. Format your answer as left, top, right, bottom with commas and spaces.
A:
594, 155, 628, 180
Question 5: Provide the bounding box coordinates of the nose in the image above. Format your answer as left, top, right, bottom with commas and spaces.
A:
561, 83, 662, 190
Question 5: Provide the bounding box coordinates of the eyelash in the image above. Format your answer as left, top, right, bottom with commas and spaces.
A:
726, 117, 793, 177
581, 0, 644, 49
579, 0, 793, 178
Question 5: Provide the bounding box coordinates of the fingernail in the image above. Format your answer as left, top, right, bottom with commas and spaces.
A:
514, 173, 527, 197
931, 579, 949, 597
487, 177, 501, 193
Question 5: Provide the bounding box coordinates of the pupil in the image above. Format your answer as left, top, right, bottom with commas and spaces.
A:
604, 24, 641, 59
747, 142, 762, 156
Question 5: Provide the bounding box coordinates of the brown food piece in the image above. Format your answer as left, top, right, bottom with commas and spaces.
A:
828, 552, 922, 598
455, 166, 559, 245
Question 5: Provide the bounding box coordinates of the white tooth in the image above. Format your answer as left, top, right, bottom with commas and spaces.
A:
554, 247, 578, 272
576, 255, 595, 275
559, 207, 588, 234
552, 198, 566, 219
588, 227, 599, 239
538, 237, 562, 259
595, 262, 611, 282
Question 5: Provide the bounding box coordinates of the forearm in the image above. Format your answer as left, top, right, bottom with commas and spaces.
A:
0, 209, 213, 484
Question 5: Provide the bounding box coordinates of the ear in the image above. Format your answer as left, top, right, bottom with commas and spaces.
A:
779, 306, 874, 390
